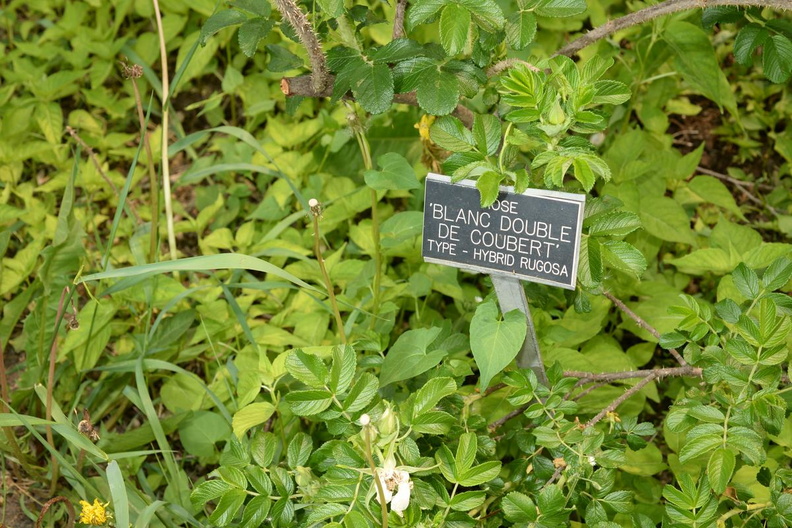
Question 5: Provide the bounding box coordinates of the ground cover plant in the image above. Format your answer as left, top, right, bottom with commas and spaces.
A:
1, 0, 792, 527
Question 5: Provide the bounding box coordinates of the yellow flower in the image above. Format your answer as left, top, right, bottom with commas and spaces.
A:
415, 114, 435, 142
78, 499, 111, 526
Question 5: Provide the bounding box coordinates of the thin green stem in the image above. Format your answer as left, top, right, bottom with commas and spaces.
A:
363, 424, 389, 528
151, 0, 178, 264
312, 212, 347, 344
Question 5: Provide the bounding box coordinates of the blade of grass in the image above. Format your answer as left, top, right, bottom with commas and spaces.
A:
134, 356, 185, 506
77, 253, 320, 293
135, 500, 166, 528
107, 461, 130, 528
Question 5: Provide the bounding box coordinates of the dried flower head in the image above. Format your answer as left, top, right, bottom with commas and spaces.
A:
78, 499, 111, 526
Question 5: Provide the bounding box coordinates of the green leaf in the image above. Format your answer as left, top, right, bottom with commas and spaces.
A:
762, 35, 792, 83
707, 448, 735, 494
352, 62, 394, 114
241, 495, 272, 528
733, 24, 769, 66
305, 504, 347, 525
372, 39, 426, 63
34, 102, 63, 145
457, 0, 505, 31
440, 4, 471, 57
208, 489, 247, 526
233, 402, 276, 439
449, 491, 486, 511
413, 377, 457, 416
588, 211, 641, 237
456, 432, 478, 473
602, 491, 633, 513
470, 300, 527, 389
364, 152, 420, 190
284, 389, 333, 415
407, 0, 446, 29
200, 9, 247, 45
728, 426, 765, 465
287, 432, 313, 468
238, 17, 274, 57
230, 0, 271, 16
411, 410, 457, 434
251, 431, 278, 467
286, 349, 329, 388
107, 461, 130, 528
266, 44, 303, 72
534, 0, 587, 18
191, 480, 233, 508
502, 492, 537, 523
638, 197, 695, 245
329, 345, 356, 394
591, 80, 631, 105
664, 21, 737, 115
762, 257, 792, 291
602, 241, 647, 277
679, 433, 721, 463
431, 115, 476, 152
732, 263, 760, 300
316, 0, 344, 17
342, 372, 379, 412
473, 114, 502, 155
180, 411, 231, 458
476, 171, 503, 207
380, 327, 447, 386
506, 10, 537, 50
685, 176, 744, 218
458, 460, 502, 486
416, 67, 460, 115
573, 158, 596, 191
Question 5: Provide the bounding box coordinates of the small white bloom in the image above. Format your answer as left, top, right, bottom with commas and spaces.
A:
360, 414, 371, 426
588, 455, 597, 467
474, 296, 483, 303
308, 198, 319, 208
375, 456, 412, 515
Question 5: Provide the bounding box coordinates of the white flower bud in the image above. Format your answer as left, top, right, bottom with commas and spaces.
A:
360, 414, 371, 426
308, 198, 319, 208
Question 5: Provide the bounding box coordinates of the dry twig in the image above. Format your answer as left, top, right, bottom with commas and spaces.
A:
392, 0, 407, 39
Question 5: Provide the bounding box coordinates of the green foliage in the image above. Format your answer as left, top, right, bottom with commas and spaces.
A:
2, 0, 792, 527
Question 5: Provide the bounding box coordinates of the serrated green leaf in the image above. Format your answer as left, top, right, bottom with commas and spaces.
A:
411, 410, 457, 434
417, 67, 460, 115
431, 115, 476, 152
352, 62, 394, 114
457, 0, 505, 31
763, 35, 792, 83
458, 460, 501, 486
287, 432, 313, 468
238, 17, 274, 57
476, 171, 503, 207
284, 389, 333, 415
733, 263, 760, 300
342, 372, 379, 412
208, 489, 247, 526
316, 0, 343, 17
372, 39, 425, 63
707, 448, 735, 494
329, 345, 356, 394
573, 158, 596, 191
679, 433, 721, 463
191, 480, 233, 508
286, 349, 329, 388
473, 114, 502, 155
506, 10, 537, 50
602, 240, 647, 277
413, 377, 457, 416
200, 9, 247, 45
591, 80, 631, 105
407, 0, 446, 29
449, 490, 486, 511
588, 212, 641, 237
470, 300, 527, 389
364, 152, 420, 190
240, 495, 271, 528
502, 492, 537, 523
535, 0, 587, 18
456, 432, 478, 473
733, 24, 769, 66
440, 4, 471, 56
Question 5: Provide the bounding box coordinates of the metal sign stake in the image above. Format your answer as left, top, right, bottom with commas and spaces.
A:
491, 274, 548, 386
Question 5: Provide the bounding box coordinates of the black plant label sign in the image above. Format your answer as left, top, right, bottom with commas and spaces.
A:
422, 174, 585, 290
